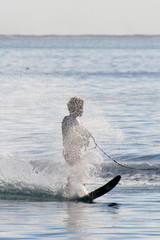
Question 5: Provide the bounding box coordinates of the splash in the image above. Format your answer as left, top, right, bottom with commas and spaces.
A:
0, 149, 104, 201
0, 153, 65, 200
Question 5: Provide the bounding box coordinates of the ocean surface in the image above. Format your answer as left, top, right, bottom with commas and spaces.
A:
0, 35, 160, 239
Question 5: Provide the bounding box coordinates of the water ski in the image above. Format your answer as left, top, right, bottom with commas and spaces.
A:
77, 175, 121, 203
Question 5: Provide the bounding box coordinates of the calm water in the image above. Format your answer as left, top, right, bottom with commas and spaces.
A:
0, 35, 160, 239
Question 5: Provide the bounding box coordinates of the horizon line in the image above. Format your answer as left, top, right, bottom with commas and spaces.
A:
1, 34, 160, 38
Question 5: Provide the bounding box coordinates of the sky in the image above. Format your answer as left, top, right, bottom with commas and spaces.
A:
0, 0, 160, 35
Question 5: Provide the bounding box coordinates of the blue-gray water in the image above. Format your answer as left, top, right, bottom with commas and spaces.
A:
0, 35, 160, 239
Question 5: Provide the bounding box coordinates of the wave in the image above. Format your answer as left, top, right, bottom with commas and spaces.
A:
0, 182, 62, 201
24, 69, 160, 79
100, 154, 160, 186
0, 152, 160, 201
0, 164, 159, 201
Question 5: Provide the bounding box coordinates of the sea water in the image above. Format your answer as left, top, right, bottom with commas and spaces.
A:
0, 35, 160, 239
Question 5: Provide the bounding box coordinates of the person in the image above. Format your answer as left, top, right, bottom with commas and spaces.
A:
62, 97, 91, 197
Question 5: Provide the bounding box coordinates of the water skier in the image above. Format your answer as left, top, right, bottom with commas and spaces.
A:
62, 97, 91, 196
